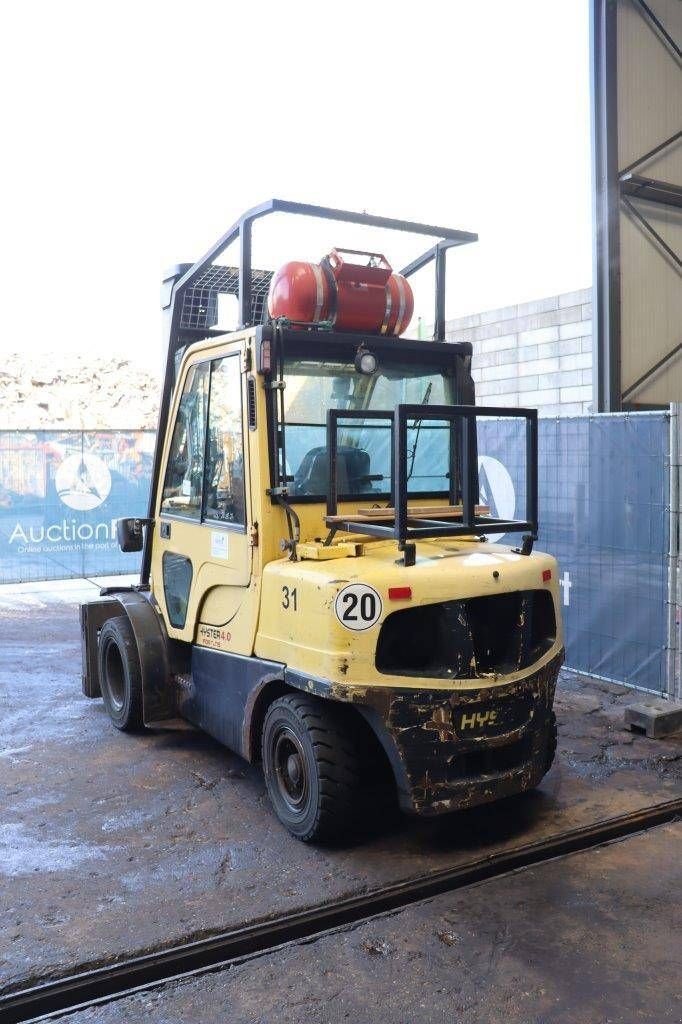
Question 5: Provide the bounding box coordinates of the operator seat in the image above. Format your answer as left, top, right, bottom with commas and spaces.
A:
293, 444, 372, 496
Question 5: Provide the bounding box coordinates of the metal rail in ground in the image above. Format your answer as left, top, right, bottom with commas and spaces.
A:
2, 798, 681, 1024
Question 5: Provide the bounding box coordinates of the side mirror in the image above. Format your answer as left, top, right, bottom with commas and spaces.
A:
117, 517, 148, 553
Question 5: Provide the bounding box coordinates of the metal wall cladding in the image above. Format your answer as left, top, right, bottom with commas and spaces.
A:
0, 431, 153, 584
478, 412, 670, 694
0, 414, 671, 693
617, 0, 682, 406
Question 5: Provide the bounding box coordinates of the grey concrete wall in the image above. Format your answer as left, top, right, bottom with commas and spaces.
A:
445, 288, 593, 415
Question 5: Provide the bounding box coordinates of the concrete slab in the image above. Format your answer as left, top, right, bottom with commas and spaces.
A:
1, 588, 680, 994
58, 821, 682, 1024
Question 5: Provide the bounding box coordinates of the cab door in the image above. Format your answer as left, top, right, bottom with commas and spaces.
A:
152, 350, 252, 646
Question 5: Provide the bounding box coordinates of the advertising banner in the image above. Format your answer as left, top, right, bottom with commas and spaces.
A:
0, 431, 154, 584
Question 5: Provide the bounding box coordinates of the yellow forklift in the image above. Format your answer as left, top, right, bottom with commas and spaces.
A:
81, 200, 564, 841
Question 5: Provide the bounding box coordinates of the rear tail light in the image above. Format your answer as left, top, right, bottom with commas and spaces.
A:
388, 586, 412, 600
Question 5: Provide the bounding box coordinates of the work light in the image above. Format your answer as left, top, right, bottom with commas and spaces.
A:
355, 348, 377, 375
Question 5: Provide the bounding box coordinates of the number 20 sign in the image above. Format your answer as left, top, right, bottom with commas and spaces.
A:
334, 583, 383, 631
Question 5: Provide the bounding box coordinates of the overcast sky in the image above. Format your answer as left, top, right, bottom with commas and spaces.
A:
0, 0, 591, 370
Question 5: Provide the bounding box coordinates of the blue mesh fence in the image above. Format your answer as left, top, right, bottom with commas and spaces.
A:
0, 415, 670, 691
478, 412, 669, 694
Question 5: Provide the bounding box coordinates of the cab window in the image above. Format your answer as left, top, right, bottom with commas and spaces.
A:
282, 358, 455, 499
161, 362, 210, 518
204, 355, 246, 526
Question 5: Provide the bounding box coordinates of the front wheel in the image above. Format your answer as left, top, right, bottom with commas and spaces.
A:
97, 615, 144, 731
261, 694, 364, 843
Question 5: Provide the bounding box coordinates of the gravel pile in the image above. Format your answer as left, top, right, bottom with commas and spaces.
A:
0, 353, 160, 430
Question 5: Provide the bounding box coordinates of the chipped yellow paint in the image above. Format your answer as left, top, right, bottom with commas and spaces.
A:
255, 541, 563, 693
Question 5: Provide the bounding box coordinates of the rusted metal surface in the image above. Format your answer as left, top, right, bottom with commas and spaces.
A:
0, 591, 679, 997
54, 822, 682, 1024
361, 650, 564, 814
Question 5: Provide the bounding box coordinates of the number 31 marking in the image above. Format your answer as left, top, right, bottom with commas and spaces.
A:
282, 586, 297, 611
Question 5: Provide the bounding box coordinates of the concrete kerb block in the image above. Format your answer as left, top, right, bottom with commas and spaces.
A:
624, 701, 682, 739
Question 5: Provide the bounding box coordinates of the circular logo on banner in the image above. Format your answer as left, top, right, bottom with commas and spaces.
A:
334, 583, 383, 631
55, 453, 112, 511
478, 455, 515, 522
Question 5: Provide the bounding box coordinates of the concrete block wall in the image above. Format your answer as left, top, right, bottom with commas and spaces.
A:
445, 288, 593, 415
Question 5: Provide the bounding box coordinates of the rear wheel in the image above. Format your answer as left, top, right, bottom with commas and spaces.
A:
97, 615, 144, 731
261, 694, 364, 843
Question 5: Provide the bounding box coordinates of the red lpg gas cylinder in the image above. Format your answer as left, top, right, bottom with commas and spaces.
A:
267, 248, 414, 336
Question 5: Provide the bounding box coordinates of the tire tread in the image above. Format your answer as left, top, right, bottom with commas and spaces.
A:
262, 693, 365, 842
98, 614, 145, 732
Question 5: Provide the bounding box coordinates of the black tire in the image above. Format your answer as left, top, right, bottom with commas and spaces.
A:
261, 694, 364, 843
97, 615, 145, 732
544, 710, 558, 772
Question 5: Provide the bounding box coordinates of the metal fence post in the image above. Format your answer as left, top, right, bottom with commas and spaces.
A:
666, 404, 681, 700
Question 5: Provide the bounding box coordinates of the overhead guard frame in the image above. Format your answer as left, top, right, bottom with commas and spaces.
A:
142, 201, 478, 585
163, 198, 477, 339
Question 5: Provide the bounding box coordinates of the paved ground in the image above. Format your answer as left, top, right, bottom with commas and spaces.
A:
1, 580, 680, 996
58, 821, 682, 1024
